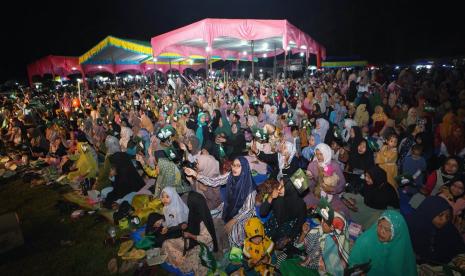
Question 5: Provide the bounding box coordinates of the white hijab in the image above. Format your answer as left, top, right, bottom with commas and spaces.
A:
161, 186, 189, 227
314, 118, 330, 143
342, 119, 357, 143
278, 141, 296, 179
315, 143, 332, 168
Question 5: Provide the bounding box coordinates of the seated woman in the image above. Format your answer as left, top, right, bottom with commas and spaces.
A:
406, 196, 465, 272
224, 122, 246, 161
345, 139, 374, 193
346, 165, 399, 230
101, 152, 145, 209
280, 199, 350, 276
349, 210, 417, 276
67, 142, 98, 183
304, 143, 349, 217
162, 189, 218, 275
437, 176, 465, 233
194, 152, 222, 210
184, 157, 256, 247
259, 179, 306, 250
410, 156, 461, 209
136, 147, 191, 198
252, 140, 299, 180
40, 135, 67, 167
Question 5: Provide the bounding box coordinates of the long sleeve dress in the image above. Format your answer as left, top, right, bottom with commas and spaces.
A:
196, 173, 256, 247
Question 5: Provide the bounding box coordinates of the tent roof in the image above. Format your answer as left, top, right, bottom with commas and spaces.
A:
151, 18, 326, 61
79, 36, 153, 65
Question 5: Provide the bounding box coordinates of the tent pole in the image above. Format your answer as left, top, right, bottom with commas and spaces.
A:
273, 45, 277, 79
283, 49, 287, 79
169, 59, 172, 77
205, 57, 209, 83
251, 40, 254, 79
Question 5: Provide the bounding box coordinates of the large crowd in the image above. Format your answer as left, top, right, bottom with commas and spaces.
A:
1, 66, 465, 275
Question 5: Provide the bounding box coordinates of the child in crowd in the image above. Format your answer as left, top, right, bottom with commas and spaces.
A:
243, 217, 275, 275
376, 133, 399, 189
401, 144, 427, 193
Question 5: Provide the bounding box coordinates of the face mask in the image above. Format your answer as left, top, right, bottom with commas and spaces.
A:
109, 176, 115, 182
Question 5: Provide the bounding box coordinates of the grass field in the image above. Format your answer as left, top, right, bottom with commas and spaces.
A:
0, 176, 168, 276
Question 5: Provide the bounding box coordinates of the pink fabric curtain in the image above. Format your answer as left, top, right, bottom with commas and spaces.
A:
27, 55, 84, 87
151, 19, 326, 61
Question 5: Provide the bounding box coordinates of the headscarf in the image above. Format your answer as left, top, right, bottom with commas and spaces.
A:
363, 165, 399, 209
196, 112, 207, 146
444, 124, 465, 156
348, 139, 374, 171
154, 157, 187, 198
320, 211, 351, 276
278, 141, 296, 179
223, 157, 256, 222
187, 135, 201, 156
406, 196, 465, 264
315, 143, 332, 168
105, 135, 121, 156
107, 152, 145, 201
302, 134, 321, 161
187, 192, 218, 252
214, 113, 232, 137
354, 104, 369, 126
342, 119, 357, 143
313, 118, 329, 143
196, 154, 222, 210
161, 186, 189, 228
349, 210, 417, 276
439, 112, 456, 141
348, 126, 363, 152
403, 107, 418, 127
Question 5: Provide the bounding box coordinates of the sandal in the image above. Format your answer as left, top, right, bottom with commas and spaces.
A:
121, 248, 146, 260
117, 240, 134, 257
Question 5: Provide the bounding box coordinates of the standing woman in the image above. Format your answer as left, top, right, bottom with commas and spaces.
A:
184, 157, 256, 247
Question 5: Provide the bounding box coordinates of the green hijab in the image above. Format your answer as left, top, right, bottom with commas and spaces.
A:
214, 115, 232, 137
349, 210, 417, 276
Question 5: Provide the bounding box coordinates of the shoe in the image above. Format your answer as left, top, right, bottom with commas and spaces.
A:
118, 240, 134, 256
121, 248, 146, 260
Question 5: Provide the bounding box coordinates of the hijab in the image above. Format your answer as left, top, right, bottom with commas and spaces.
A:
406, 196, 465, 264
187, 192, 218, 252
444, 124, 465, 156
315, 143, 332, 168
196, 154, 222, 210
105, 135, 121, 156
349, 210, 417, 276
364, 165, 399, 209
278, 141, 296, 179
313, 118, 329, 142
348, 126, 363, 152
214, 113, 232, 137
439, 112, 456, 141
196, 112, 207, 146
342, 119, 357, 143
223, 157, 256, 222
108, 152, 145, 199
161, 186, 189, 228
348, 139, 374, 171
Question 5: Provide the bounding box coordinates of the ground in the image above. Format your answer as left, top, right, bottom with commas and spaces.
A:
0, 176, 169, 276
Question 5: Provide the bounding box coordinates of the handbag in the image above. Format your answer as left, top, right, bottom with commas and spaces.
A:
290, 168, 309, 194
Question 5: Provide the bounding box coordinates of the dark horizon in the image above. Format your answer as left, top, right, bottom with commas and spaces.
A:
2, 0, 465, 83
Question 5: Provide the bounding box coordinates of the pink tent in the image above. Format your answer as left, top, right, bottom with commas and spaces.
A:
151, 18, 326, 69
27, 55, 83, 86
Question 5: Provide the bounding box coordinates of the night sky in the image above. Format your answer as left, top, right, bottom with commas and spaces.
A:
1, 0, 464, 83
